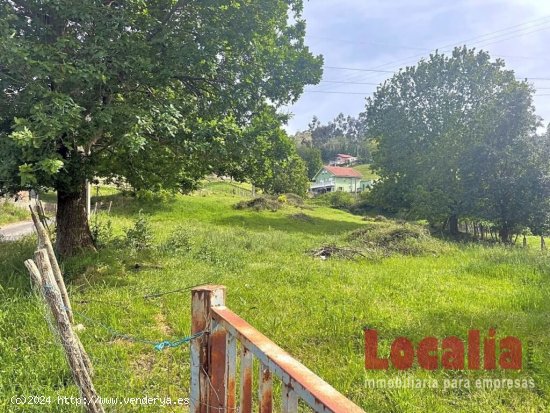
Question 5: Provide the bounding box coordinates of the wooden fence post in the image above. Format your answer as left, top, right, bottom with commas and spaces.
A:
28, 249, 103, 413
29, 206, 74, 323
191, 285, 226, 413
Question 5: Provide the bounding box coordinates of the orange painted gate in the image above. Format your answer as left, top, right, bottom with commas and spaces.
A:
190, 285, 364, 413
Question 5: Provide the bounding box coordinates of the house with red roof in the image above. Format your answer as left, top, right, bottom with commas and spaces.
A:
330, 153, 358, 166
310, 166, 364, 194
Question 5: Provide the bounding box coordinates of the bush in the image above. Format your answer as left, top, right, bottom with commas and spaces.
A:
90, 214, 114, 249
159, 226, 194, 255
134, 189, 173, 203
314, 192, 356, 210
125, 212, 154, 251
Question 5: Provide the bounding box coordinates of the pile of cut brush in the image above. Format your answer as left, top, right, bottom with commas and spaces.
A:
311, 219, 453, 261
309, 244, 364, 260
234, 196, 281, 212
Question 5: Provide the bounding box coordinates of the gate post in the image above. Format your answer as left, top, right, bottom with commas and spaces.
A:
190, 285, 226, 413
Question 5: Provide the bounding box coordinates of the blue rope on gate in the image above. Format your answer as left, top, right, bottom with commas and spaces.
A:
43, 284, 206, 351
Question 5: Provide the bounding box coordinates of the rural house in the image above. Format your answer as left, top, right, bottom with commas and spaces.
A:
310, 166, 362, 194
330, 153, 358, 166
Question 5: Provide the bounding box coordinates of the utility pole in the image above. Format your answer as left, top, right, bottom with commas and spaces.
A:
86, 180, 91, 220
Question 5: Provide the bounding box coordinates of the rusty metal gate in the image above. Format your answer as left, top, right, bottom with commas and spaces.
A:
190, 285, 364, 413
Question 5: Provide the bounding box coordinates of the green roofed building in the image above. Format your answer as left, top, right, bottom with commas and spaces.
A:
310, 166, 365, 195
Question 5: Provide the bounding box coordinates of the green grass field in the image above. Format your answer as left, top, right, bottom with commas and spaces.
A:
353, 164, 379, 181
0, 189, 548, 412
0, 202, 30, 226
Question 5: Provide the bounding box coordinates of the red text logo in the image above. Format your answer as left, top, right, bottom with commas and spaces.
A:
364, 329, 522, 370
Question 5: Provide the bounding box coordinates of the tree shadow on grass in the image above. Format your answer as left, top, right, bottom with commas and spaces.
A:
214, 213, 366, 236
0, 236, 37, 293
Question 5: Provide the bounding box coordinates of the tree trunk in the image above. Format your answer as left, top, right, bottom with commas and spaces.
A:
499, 226, 511, 244
449, 214, 459, 236
542, 235, 546, 251
523, 235, 527, 248
56, 182, 96, 258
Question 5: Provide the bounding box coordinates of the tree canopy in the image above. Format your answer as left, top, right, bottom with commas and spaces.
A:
0, 0, 322, 255
302, 113, 370, 162
364, 47, 547, 241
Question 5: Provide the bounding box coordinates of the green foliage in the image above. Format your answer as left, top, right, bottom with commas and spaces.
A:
265, 154, 309, 196
297, 145, 323, 179
90, 214, 113, 249
227, 108, 310, 197
125, 212, 153, 252
0, 202, 29, 226
306, 113, 370, 162
134, 189, 174, 203
365, 47, 546, 238
158, 226, 194, 256
314, 191, 356, 210
0, 0, 322, 252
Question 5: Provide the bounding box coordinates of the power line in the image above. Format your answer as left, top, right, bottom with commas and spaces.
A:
304, 90, 373, 95
318, 66, 550, 84
324, 66, 394, 73
321, 80, 383, 86
320, 79, 550, 89
305, 88, 550, 96
324, 15, 550, 85
464, 23, 550, 50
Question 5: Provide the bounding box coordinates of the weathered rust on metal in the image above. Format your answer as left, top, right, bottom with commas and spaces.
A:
239, 346, 253, 413
226, 333, 237, 411
190, 285, 226, 413
211, 306, 365, 413
209, 321, 227, 410
259, 363, 273, 413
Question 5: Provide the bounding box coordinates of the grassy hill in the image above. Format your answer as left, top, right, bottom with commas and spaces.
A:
0, 189, 548, 412
353, 164, 379, 181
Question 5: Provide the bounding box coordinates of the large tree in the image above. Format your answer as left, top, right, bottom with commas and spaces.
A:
0, 0, 322, 256
364, 47, 540, 236
222, 106, 309, 196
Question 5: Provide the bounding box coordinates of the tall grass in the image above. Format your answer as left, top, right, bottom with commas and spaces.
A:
0, 189, 548, 412
0, 202, 30, 226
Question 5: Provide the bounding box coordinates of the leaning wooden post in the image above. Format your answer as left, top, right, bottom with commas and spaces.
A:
190, 285, 226, 413
32, 249, 104, 413
29, 206, 74, 323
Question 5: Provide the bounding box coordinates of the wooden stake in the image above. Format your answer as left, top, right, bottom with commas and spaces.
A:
29, 206, 74, 323
32, 249, 104, 413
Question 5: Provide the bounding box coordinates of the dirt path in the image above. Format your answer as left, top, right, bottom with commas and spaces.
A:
0, 220, 36, 240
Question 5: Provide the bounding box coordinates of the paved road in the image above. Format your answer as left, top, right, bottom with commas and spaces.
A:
0, 221, 36, 241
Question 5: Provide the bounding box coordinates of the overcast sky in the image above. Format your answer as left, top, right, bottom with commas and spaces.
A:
283, 0, 550, 134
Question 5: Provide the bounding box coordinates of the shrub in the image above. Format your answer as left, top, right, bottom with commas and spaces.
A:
315, 192, 355, 210
159, 226, 194, 255
125, 212, 154, 251
90, 214, 114, 249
